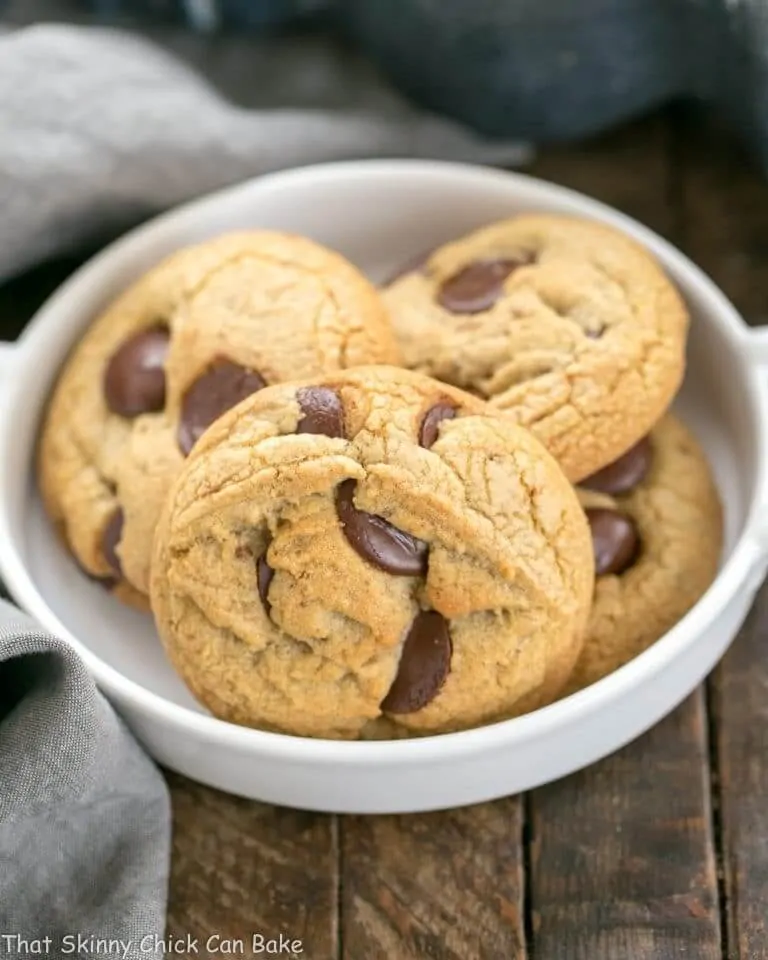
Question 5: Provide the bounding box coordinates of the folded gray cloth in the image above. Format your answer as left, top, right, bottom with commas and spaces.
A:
0, 600, 169, 958
0, 23, 528, 283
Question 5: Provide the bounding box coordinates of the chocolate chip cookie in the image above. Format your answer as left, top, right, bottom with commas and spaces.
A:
383, 215, 688, 481
39, 231, 399, 606
563, 414, 722, 694
150, 366, 594, 739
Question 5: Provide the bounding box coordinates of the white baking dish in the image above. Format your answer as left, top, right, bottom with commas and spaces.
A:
1, 161, 767, 814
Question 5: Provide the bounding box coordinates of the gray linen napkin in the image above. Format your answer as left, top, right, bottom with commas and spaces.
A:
0, 601, 169, 958
0, 23, 529, 283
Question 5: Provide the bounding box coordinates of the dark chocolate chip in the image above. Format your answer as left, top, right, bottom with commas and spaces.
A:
585, 507, 640, 576
382, 248, 434, 287
178, 359, 266, 456
437, 257, 527, 314
102, 508, 124, 576
419, 402, 457, 449
296, 386, 345, 438
381, 611, 452, 713
257, 552, 274, 615
582, 436, 653, 496
585, 325, 606, 339
104, 326, 170, 417
336, 479, 428, 576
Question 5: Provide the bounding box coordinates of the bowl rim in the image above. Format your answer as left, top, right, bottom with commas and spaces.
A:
2, 158, 768, 763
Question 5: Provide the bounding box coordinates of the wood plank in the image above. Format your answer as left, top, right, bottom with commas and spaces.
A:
524, 113, 722, 959
166, 773, 339, 959
711, 584, 768, 960
341, 801, 526, 960
674, 110, 768, 960
529, 692, 721, 959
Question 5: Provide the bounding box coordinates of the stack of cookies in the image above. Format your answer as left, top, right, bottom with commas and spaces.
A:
39, 216, 722, 740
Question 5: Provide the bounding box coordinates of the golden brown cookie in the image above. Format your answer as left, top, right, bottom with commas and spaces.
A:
39, 231, 399, 606
563, 415, 722, 694
150, 366, 594, 739
383, 215, 688, 481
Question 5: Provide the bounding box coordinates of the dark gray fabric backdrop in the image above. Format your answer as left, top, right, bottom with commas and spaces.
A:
4, 0, 766, 166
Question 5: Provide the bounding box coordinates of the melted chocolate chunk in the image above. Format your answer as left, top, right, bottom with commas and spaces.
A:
104, 326, 170, 417
437, 257, 528, 314
336, 480, 428, 576
582, 436, 653, 496
585, 507, 640, 576
102, 508, 124, 576
296, 387, 345, 438
381, 611, 452, 713
419, 402, 457, 449
178, 359, 266, 456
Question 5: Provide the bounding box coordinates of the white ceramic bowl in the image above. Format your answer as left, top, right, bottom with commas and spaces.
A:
2, 161, 768, 814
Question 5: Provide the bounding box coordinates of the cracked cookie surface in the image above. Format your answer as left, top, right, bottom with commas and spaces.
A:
383, 215, 688, 481
38, 231, 399, 606
564, 414, 722, 694
150, 366, 594, 739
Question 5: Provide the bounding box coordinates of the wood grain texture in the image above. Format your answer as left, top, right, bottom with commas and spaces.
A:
340, 802, 526, 960
166, 773, 339, 959
710, 585, 768, 960
674, 112, 768, 960
528, 692, 721, 960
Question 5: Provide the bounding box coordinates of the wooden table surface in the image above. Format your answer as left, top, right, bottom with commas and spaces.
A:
3, 108, 768, 960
